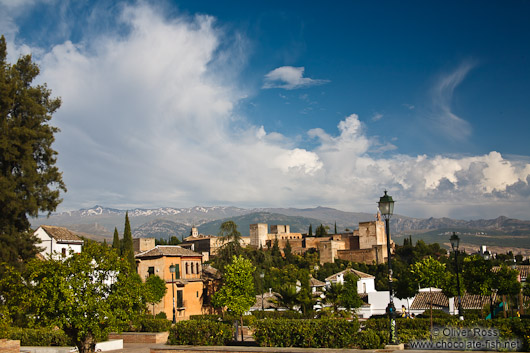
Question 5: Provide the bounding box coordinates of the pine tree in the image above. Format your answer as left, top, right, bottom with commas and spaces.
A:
308, 224, 313, 236
0, 35, 66, 269
122, 212, 135, 271
112, 227, 120, 250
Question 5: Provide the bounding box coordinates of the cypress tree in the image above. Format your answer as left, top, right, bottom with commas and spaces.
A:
308, 224, 313, 236
334, 222, 337, 234
122, 212, 135, 271
112, 227, 120, 250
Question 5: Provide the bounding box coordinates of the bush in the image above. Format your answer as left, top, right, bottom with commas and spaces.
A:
189, 314, 222, 321
140, 317, 171, 332
5, 327, 70, 346
155, 312, 167, 320
355, 329, 384, 349
251, 310, 306, 320
167, 320, 234, 346
253, 318, 360, 348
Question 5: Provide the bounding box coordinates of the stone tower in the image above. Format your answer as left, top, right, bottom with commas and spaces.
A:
250, 223, 268, 248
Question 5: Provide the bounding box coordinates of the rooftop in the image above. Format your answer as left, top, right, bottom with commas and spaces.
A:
39, 225, 84, 243
135, 245, 202, 258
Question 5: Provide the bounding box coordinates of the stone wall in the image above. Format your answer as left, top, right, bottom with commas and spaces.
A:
0, 339, 19, 353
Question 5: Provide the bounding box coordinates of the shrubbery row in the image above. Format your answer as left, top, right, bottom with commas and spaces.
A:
2, 327, 71, 346
253, 318, 362, 348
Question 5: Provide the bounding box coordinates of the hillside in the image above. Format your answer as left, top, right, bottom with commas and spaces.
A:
30, 205, 530, 249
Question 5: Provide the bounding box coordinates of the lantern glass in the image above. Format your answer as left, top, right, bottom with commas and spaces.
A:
169, 264, 175, 273
378, 190, 395, 217
450, 232, 459, 252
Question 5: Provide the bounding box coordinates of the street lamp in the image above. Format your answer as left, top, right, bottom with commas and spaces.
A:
450, 232, 464, 320
260, 272, 265, 311
169, 264, 176, 324
378, 190, 397, 345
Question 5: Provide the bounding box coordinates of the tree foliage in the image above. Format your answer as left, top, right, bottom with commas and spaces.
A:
144, 275, 167, 317
16, 241, 145, 353
0, 35, 66, 268
122, 212, 135, 271
212, 255, 255, 340
112, 227, 120, 250
212, 221, 244, 272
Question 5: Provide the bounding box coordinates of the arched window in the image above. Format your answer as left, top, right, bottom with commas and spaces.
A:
196, 262, 199, 275
185, 262, 189, 275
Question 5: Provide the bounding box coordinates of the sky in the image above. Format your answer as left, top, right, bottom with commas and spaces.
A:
2, 0, 530, 220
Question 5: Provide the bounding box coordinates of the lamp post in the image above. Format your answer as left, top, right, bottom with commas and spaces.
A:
169, 264, 176, 324
378, 190, 397, 345
260, 272, 265, 311
450, 232, 464, 320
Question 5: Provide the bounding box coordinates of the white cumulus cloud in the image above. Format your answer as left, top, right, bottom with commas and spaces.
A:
8, 2, 529, 220
262, 66, 329, 90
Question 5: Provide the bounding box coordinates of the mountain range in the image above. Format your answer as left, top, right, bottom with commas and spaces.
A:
31, 205, 530, 250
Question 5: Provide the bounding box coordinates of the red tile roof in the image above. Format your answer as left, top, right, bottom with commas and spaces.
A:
135, 245, 202, 258
39, 225, 84, 243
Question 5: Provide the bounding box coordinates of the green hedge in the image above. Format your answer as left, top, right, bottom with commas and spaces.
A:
3, 327, 71, 346
139, 318, 172, 332
364, 318, 530, 350
167, 320, 234, 346
253, 318, 360, 348
251, 311, 307, 320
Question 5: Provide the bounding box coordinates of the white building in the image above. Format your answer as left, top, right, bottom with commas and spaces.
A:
325, 268, 413, 318
34, 225, 84, 259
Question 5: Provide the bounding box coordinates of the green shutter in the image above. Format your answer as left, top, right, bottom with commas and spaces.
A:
177, 290, 183, 308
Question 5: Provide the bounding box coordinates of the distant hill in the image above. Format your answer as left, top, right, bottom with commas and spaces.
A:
196, 212, 326, 237
30, 205, 530, 249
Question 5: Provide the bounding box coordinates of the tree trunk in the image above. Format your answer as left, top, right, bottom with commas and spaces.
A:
78, 333, 96, 353
240, 316, 244, 341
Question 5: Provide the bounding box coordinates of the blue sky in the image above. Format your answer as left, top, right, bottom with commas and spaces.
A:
2, 0, 530, 219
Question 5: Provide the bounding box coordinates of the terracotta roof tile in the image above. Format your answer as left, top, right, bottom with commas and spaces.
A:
411, 291, 494, 310
325, 268, 375, 282
40, 225, 84, 242
310, 277, 326, 287
411, 291, 449, 310
135, 245, 202, 258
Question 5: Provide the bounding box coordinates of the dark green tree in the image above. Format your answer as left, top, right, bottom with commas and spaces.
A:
334, 222, 337, 234
122, 212, 135, 271
212, 221, 244, 273
0, 35, 66, 269
341, 273, 363, 310
112, 227, 120, 250
315, 224, 327, 237
283, 240, 294, 263
144, 275, 167, 317
212, 255, 255, 341
308, 224, 313, 236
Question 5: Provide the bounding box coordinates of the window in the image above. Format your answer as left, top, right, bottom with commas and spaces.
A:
61, 248, 66, 256
191, 262, 194, 274
148, 267, 155, 276
177, 290, 183, 308
173, 264, 180, 279
196, 263, 199, 274
185, 263, 189, 275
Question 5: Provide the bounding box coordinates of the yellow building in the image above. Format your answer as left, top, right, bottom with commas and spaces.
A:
135, 245, 204, 321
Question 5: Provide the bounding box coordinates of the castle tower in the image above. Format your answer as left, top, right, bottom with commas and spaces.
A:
191, 226, 198, 237
250, 223, 268, 248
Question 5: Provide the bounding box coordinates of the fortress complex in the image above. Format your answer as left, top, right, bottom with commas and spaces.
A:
250, 215, 392, 265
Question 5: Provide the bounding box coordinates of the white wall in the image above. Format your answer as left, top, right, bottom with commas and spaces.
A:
33, 227, 83, 259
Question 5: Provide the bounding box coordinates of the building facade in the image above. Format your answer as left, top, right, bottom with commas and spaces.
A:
33, 225, 84, 259
135, 245, 204, 320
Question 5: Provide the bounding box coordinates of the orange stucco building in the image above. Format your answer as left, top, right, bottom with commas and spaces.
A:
135, 245, 204, 321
